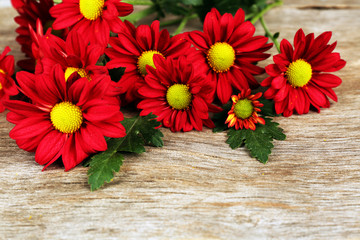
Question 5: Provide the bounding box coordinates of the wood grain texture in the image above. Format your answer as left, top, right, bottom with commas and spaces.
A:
1, 1, 360, 239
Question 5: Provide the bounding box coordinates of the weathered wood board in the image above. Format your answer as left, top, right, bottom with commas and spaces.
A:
1, 1, 360, 239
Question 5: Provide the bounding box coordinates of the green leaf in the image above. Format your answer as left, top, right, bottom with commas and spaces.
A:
226, 117, 285, 163
257, 117, 286, 141
182, 0, 203, 5
87, 114, 163, 191
244, 129, 274, 163
120, 113, 163, 153
212, 103, 231, 133
152, 0, 191, 16
259, 96, 279, 117
88, 152, 124, 191
226, 128, 247, 149
108, 67, 126, 83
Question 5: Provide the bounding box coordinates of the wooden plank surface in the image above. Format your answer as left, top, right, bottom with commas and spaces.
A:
1, 1, 360, 239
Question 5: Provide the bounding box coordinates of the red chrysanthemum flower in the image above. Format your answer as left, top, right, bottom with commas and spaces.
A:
0, 47, 18, 112
38, 31, 117, 96
105, 20, 192, 104
186, 8, 272, 104
4, 65, 126, 171
11, 0, 67, 71
261, 29, 346, 117
26, 19, 68, 74
50, 0, 133, 48
225, 89, 265, 130
137, 55, 221, 132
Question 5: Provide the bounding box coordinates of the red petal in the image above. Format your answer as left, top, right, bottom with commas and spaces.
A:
91, 121, 126, 138
287, 87, 295, 111
68, 78, 90, 106
187, 31, 209, 50
79, 124, 107, 153
318, 87, 338, 102
190, 107, 203, 131
150, 20, 160, 50
174, 110, 185, 132
273, 54, 289, 71
35, 130, 66, 166
228, 22, 255, 47
136, 24, 152, 50
280, 39, 294, 61
220, 13, 234, 42
137, 99, 168, 109
118, 32, 141, 55
216, 73, 232, 104
306, 83, 328, 108
203, 8, 221, 44
261, 76, 273, 87
182, 115, 193, 132
275, 99, 287, 115
294, 29, 305, 46
312, 73, 342, 88
138, 86, 165, 98
52, 13, 83, 30
271, 75, 286, 89
265, 64, 282, 77
157, 29, 171, 51
62, 133, 89, 171
283, 109, 293, 117
274, 84, 290, 102
4, 100, 47, 116
229, 69, 249, 91
192, 97, 208, 119
10, 117, 52, 140
113, 1, 133, 17
257, 117, 265, 125
203, 118, 215, 129
294, 88, 305, 114
236, 36, 268, 52
234, 8, 245, 24
263, 86, 277, 100
92, 18, 110, 48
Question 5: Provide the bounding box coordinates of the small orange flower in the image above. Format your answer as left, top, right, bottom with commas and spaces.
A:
225, 89, 265, 130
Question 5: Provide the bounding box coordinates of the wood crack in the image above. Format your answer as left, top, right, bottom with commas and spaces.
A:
297, 5, 360, 10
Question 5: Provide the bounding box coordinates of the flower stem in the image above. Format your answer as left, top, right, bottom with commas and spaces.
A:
122, 0, 153, 5
173, 13, 197, 35
245, 13, 255, 21
250, 0, 283, 24
259, 17, 281, 53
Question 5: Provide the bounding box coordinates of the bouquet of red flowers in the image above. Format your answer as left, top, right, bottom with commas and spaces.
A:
1, 0, 345, 190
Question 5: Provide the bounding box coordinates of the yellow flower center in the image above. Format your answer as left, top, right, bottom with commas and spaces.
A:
0, 69, 5, 90
207, 42, 235, 73
286, 59, 312, 88
137, 50, 164, 76
234, 99, 253, 119
50, 101, 83, 134
64, 67, 91, 81
79, 0, 104, 21
166, 84, 192, 110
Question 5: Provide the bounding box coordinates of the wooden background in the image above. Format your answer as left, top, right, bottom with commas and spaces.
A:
1, 0, 360, 239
